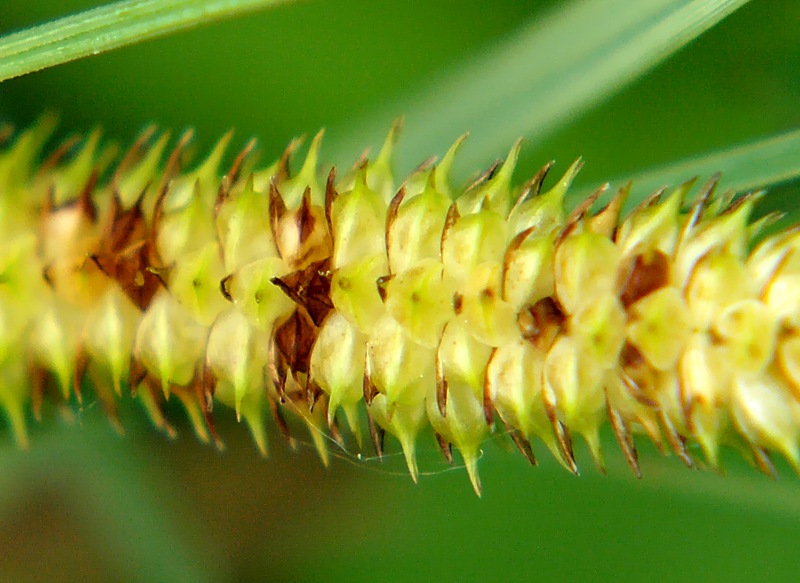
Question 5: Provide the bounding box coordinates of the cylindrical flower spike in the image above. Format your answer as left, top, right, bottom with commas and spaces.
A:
1, 115, 799, 495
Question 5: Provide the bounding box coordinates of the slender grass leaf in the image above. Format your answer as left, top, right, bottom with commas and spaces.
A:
330, 0, 750, 176
0, 0, 292, 83
569, 127, 800, 209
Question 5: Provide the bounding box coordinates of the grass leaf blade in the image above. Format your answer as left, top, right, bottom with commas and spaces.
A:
331, 0, 750, 175
570, 128, 800, 208
0, 0, 292, 83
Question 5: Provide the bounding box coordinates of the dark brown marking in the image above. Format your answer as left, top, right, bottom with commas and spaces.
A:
618, 346, 659, 408
606, 391, 641, 478
462, 159, 501, 195
226, 137, 257, 187
113, 125, 158, 182
219, 274, 234, 302
590, 181, 630, 238
385, 186, 406, 270
618, 249, 671, 308
366, 409, 385, 458
658, 408, 694, 468
556, 183, 608, 245
268, 397, 296, 448
482, 366, 494, 426
376, 274, 393, 303
435, 432, 453, 464
271, 258, 333, 327
363, 363, 378, 406
500, 225, 535, 300
440, 202, 460, 259
500, 416, 537, 466
508, 161, 555, 218
435, 343, 448, 417
72, 350, 89, 404
38, 135, 81, 175
324, 167, 337, 232
128, 356, 148, 396
542, 393, 578, 475
276, 136, 304, 184
268, 178, 287, 260
676, 173, 720, 255
750, 446, 777, 479
92, 190, 165, 310
156, 129, 194, 198
452, 292, 464, 314
517, 296, 565, 352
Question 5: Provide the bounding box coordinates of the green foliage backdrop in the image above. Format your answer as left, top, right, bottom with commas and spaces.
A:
0, 1, 799, 581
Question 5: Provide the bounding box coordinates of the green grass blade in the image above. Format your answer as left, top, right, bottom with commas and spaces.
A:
330, 0, 750, 174
569, 128, 800, 208
0, 0, 292, 83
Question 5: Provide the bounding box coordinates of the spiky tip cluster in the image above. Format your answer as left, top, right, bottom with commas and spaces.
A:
0, 115, 797, 494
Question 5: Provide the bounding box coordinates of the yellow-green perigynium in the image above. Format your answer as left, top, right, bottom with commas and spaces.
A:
0, 115, 797, 495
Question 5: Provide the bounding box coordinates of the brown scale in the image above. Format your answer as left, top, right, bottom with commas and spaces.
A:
90, 192, 165, 310
265, 176, 337, 438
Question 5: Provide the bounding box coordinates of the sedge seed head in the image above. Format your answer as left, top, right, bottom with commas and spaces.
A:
1, 115, 800, 494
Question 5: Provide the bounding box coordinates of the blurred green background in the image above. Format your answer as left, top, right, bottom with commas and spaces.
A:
1, 1, 800, 581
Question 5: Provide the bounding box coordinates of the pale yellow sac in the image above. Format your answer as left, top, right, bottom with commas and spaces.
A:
84, 287, 141, 395
614, 182, 685, 258
206, 307, 269, 419
746, 228, 800, 298
0, 234, 46, 360
507, 158, 580, 237
501, 233, 556, 311
367, 313, 436, 407
441, 210, 508, 287
672, 197, 756, 290
36, 129, 110, 207
0, 359, 33, 448
330, 253, 388, 335
778, 334, 800, 392
368, 396, 427, 483
215, 176, 278, 272
760, 245, 800, 327
456, 140, 521, 216
485, 338, 567, 466
554, 230, 621, 315
310, 311, 367, 428
605, 372, 664, 452
134, 291, 207, 397
383, 259, 454, 349
543, 334, 607, 465
626, 286, 692, 371
678, 332, 732, 467
168, 241, 229, 326
223, 256, 294, 329
425, 379, 489, 497
570, 293, 627, 370
278, 130, 324, 207
30, 296, 84, 399
161, 131, 232, 213
684, 249, 754, 330
114, 131, 171, 208
712, 299, 777, 375
438, 319, 493, 403
157, 180, 219, 265
273, 198, 331, 270
387, 186, 452, 274
456, 261, 519, 347
731, 371, 800, 471
0, 115, 57, 207
331, 171, 388, 268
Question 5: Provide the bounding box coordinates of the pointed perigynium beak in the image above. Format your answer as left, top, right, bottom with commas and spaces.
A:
0, 115, 797, 496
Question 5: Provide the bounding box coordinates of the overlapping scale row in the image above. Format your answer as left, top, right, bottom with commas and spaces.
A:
0, 116, 797, 494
